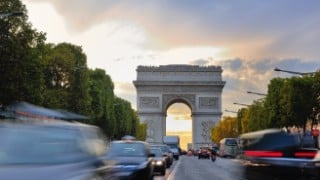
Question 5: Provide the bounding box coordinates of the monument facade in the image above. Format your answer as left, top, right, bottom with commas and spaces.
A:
133, 65, 225, 149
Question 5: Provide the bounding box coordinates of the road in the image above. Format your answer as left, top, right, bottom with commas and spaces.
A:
155, 155, 245, 180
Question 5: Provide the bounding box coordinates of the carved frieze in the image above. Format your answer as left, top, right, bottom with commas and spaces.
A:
199, 97, 219, 109
136, 86, 223, 93
139, 97, 159, 108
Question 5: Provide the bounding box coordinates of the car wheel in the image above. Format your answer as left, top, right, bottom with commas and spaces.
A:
161, 168, 166, 176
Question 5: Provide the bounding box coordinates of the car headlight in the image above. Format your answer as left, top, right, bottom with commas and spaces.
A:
154, 160, 163, 166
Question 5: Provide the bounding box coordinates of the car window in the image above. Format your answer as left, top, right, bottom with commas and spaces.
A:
150, 148, 162, 157
0, 126, 91, 165
109, 142, 146, 157
225, 139, 238, 146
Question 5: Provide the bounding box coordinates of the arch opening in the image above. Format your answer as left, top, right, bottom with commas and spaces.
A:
166, 102, 192, 150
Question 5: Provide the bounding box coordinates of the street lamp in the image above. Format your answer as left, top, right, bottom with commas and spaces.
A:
233, 102, 250, 107
224, 109, 238, 114
247, 91, 267, 96
0, 12, 23, 19
274, 67, 318, 76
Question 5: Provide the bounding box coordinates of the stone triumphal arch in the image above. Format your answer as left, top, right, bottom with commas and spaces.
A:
133, 65, 225, 149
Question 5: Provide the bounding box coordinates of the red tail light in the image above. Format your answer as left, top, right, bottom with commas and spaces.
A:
294, 151, 316, 158
244, 150, 283, 157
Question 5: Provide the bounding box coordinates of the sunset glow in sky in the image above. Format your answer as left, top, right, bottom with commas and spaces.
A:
23, 0, 320, 132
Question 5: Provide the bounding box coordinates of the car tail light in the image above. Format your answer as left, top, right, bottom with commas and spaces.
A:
294, 151, 317, 158
244, 150, 283, 157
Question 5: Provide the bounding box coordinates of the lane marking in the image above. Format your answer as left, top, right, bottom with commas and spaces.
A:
167, 158, 181, 180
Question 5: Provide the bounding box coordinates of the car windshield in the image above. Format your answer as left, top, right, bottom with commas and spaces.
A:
108, 142, 146, 157
0, 126, 90, 165
226, 139, 238, 146
150, 148, 162, 157
150, 145, 169, 153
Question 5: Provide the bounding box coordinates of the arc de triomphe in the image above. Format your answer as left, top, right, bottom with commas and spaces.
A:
133, 65, 225, 149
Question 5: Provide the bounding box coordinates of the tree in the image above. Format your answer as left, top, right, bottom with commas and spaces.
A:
246, 99, 268, 131
88, 69, 116, 136
238, 108, 249, 134
42, 43, 91, 114
264, 78, 286, 128
0, 0, 46, 105
211, 116, 237, 143
280, 77, 315, 131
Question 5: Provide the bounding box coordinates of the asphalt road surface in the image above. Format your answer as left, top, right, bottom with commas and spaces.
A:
156, 155, 245, 180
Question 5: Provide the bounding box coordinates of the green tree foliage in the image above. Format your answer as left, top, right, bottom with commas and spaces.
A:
0, 0, 143, 140
280, 76, 315, 130
211, 116, 237, 143
42, 43, 91, 115
311, 72, 320, 124
114, 97, 133, 139
0, 0, 46, 105
264, 78, 286, 128
238, 108, 249, 134
88, 69, 116, 136
246, 99, 268, 131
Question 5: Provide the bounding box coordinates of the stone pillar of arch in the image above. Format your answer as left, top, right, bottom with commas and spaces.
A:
133, 65, 225, 149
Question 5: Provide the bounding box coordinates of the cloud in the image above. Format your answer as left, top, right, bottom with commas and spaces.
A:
26, 0, 320, 59
189, 59, 210, 66
220, 58, 320, 115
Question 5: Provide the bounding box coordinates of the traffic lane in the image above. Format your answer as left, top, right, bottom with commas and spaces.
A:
154, 158, 178, 180
169, 155, 245, 180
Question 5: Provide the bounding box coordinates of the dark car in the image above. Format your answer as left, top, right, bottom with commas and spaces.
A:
240, 128, 320, 180
150, 148, 166, 176
104, 140, 154, 180
198, 147, 211, 159
0, 121, 112, 180
149, 144, 173, 167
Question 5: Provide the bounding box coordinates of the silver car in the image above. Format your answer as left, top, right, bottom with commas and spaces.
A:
0, 121, 114, 180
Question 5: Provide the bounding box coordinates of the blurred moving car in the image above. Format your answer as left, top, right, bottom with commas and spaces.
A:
240, 129, 320, 180
198, 147, 211, 159
149, 144, 173, 168
0, 121, 112, 180
150, 148, 166, 176
104, 140, 154, 180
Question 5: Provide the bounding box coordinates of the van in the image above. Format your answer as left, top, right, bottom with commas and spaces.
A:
219, 138, 239, 158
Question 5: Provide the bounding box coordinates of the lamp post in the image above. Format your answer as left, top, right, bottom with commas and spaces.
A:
247, 91, 267, 97
274, 67, 318, 76
233, 102, 250, 107
224, 109, 238, 114
0, 12, 23, 19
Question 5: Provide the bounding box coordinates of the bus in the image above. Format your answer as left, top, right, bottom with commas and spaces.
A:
219, 138, 239, 158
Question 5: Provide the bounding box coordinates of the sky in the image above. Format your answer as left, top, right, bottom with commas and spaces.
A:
23, 0, 320, 132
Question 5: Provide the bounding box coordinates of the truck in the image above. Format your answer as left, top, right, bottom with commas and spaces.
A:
163, 135, 180, 160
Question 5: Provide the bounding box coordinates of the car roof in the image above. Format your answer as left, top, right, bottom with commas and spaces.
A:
0, 120, 98, 131
112, 140, 148, 145
240, 128, 283, 139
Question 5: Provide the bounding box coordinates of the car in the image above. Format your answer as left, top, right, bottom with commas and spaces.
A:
150, 148, 166, 176
104, 140, 154, 180
169, 147, 180, 160
198, 147, 211, 159
239, 128, 320, 180
149, 144, 173, 167
0, 120, 113, 180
